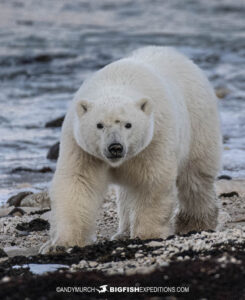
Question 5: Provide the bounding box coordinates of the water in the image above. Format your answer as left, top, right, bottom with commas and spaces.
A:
13, 263, 69, 275
0, 0, 244, 203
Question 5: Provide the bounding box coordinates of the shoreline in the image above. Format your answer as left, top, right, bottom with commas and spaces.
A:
0, 178, 244, 298
0, 178, 244, 256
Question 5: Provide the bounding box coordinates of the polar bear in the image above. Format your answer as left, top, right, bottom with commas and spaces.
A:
40, 46, 222, 253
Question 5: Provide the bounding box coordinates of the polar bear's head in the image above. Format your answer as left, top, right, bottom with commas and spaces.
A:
74, 97, 154, 167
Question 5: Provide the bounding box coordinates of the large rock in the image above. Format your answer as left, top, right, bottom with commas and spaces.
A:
20, 191, 50, 208
7, 192, 33, 207
11, 167, 53, 173
0, 207, 43, 217
215, 87, 230, 99
3, 246, 40, 257
47, 142, 59, 160
45, 116, 65, 128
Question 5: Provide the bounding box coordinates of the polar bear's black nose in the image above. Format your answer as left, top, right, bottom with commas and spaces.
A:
108, 143, 123, 157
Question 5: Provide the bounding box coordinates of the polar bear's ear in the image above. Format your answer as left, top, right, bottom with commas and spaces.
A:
76, 100, 91, 117
137, 98, 153, 115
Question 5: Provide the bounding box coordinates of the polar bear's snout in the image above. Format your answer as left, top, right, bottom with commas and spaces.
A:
108, 143, 124, 158
104, 140, 126, 164
101, 129, 127, 165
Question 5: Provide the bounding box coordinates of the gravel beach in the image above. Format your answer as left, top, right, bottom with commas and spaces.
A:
0, 178, 244, 298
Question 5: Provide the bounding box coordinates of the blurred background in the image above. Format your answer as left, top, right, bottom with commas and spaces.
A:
0, 0, 244, 203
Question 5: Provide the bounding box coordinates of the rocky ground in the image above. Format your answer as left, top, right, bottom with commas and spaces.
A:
0, 177, 244, 299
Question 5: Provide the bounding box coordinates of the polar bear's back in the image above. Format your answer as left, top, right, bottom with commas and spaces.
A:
128, 46, 218, 124
130, 46, 221, 165
129, 46, 193, 74
130, 46, 181, 64
130, 46, 219, 128
129, 46, 213, 101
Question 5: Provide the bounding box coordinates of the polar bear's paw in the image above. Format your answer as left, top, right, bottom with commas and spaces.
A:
39, 234, 94, 254
174, 209, 218, 234
39, 240, 68, 254
111, 231, 130, 241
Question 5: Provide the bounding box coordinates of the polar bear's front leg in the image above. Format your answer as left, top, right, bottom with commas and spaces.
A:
40, 164, 107, 253
130, 184, 177, 240
111, 188, 131, 240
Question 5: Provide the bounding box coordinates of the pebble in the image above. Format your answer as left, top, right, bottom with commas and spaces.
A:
215, 87, 230, 99
157, 261, 169, 267
8, 208, 26, 217
127, 244, 140, 248
115, 247, 124, 251
74, 260, 89, 269
152, 249, 163, 254
135, 253, 144, 258
146, 241, 163, 247
2, 276, 10, 283
89, 261, 98, 268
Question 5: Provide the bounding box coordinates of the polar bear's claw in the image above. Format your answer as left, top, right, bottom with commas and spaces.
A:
39, 241, 67, 254
111, 231, 130, 241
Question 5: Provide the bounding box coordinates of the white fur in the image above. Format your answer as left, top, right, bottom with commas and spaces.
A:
40, 46, 222, 253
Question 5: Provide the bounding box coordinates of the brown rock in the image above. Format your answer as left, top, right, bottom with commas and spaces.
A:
8, 207, 26, 217
215, 87, 230, 99
7, 192, 33, 207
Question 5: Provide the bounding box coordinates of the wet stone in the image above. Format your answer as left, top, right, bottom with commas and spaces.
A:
29, 209, 51, 216
0, 249, 7, 258
16, 218, 50, 232
47, 142, 60, 160
8, 208, 26, 217
7, 192, 33, 207
218, 175, 232, 180
11, 167, 53, 173
45, 115, 65, 128
219, 191, 239, 198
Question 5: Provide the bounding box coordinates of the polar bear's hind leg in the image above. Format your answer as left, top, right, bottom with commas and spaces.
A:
175, 159, 220, 234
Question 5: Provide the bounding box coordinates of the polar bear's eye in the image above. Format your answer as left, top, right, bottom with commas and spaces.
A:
97, 123, 104, 129
125, 123, 132, 129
